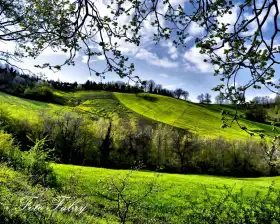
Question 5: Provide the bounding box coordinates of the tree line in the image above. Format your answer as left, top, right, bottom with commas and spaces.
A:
0, 64, 190, 101
0, 105, 278, 177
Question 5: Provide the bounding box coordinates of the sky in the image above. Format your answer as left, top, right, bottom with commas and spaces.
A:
1, 0, 280, 102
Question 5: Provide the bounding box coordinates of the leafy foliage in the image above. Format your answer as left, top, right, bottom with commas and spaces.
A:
0, 131, 56, 186
245, 106, 267, 123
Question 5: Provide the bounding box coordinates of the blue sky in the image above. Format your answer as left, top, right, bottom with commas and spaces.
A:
1, 0, 279, 102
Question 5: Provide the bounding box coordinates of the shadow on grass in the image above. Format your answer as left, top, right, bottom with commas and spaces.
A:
249, 129, 265, 133
137, 94, 159, 102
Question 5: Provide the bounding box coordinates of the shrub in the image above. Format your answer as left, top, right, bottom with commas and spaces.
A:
186, 183, 280, 223
245, 106, 267, 123
0, 131, 56, 186
24, 85, 54, 101
23, 137, 57, 186
0, 131, 25, 170
23, 85, 65, 104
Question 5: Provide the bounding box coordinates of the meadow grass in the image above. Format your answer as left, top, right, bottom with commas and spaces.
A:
115, 92, 277, 140
0, 91, 68, 124
0, 90, 277, 140
53, 163, 280, 222
53, 163, 280, 198
0, 91, 131, 121
53, 90, 141, 119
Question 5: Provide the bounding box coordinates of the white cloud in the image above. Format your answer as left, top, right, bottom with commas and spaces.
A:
41, 47, 73, 57
0, 41, 16, 52
188, 22, 205, 37
159, 73, 169, 78
243, 2, 276, 36
266, 78, 277, 84
184, 62, 199, 72
0, 40, 79, 61
163, 84, 177, 89
135, 48, 178, 68
184, 47, 215, 73
270, 93, 277, 99
82, 55, 105, 63
140, 0, 186, 42
163, 82, 185, 90
161, 41, 178, 59
169, 0, 186, 7
217, 6, 239, 33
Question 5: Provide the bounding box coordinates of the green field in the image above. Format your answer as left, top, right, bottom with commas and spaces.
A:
0, 91, 276, 139
2, 90, 280, 222
0, 91, 67, 125
53, 163, 280, 222
0, 91, 141, 123
0, 90, 277, 140
54, 163, 280, 198
115, 92, 276, 140
3, 160, 280, 223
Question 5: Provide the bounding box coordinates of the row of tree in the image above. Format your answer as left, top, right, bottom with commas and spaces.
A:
197, 93, 212, 104
0, 106, 278, 177
0, 64, 190, 100
2, 64, 280, 106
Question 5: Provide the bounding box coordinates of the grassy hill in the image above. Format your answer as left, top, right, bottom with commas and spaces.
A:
53, 163, 280, 223
115, 92, 276, 140
0, 90, 143, 123
0, 90, 277, 140
2, 90, 280, 222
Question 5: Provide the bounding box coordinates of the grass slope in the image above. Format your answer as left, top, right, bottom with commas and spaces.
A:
0, 90, 277, 140
0, 91, 141, 122
55, 90, 144, 119
0, 91, 67, 124
53, 163, 280, 222
115, 92, 276, 140
54, 163, 280, 198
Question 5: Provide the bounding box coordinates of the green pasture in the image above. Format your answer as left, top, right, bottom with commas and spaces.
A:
0, 91, 68, 124
0, 90, 278, 140
53, 163, 280, 223
53, 90, 140, 119
115, 92, 277, 140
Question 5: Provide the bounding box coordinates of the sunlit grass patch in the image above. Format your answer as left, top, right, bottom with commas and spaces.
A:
115, 92, 277, 140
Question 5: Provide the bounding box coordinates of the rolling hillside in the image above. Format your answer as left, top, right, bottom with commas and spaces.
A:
0, 90, 277, 140
115, 92, 276, 140
0, 91, 142, 123
1, 90, 280, 222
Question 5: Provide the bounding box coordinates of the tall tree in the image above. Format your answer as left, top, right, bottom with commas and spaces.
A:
204, 93, 212, 104
197, 94, 204, 104
154, 84, 162, 94
215, 94, 224, 105
147, 80, 156, 93
174, 88, 184, 99
182, 91, 189, 101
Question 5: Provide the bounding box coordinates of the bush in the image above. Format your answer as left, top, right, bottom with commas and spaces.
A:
186, 184, 280, 223
0, 131, 56, 186
24, 85, 54, 100
0, 131, 25, 170
245, 106, 267, 123
23, 137, 57, 186
23, 85, 65, 104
